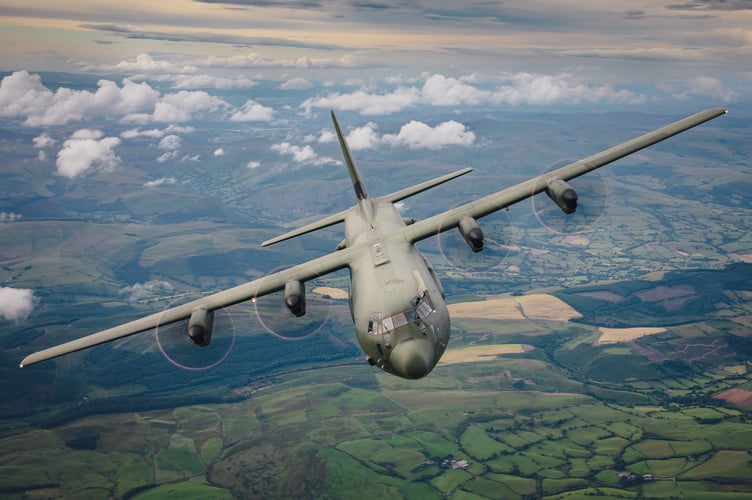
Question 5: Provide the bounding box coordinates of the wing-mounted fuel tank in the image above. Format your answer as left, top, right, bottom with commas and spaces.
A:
458, 216, 484, 252
285, 279, 306, 317
545, 178, 578, 214
187, 307, 214, 346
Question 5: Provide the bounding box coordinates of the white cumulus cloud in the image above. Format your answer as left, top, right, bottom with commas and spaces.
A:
345, 123, 381, 150
33, 133, 56, 149
121, 128, 164, 139
382, 120, 476, 150
56, 129, 121, 178
230, 100, 275, 121
271, 142, 338, 166
281, 77, 313, 90
144, 177, 176, 187
158, 135, 182, 150
302, 72, 644, 115
0, 70, 237, 126
0, 287, 37, 320
214, 148, 225, 156
320, 119, 476, 151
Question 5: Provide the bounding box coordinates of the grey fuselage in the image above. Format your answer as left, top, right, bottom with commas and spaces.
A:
344, 197, 450, 379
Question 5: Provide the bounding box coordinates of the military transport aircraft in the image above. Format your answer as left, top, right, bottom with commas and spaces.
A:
20, 108, 727, 379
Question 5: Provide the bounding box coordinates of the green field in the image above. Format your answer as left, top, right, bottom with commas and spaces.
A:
3, 264, 752, 498
1, 354, 751, 499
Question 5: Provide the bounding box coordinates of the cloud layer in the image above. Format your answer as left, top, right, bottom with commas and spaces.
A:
302, 73, 647, 115
0, 71, 234, 127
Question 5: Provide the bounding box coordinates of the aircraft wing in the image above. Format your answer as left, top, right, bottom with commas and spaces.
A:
392, 107, 728, 245
19, 247, 355, 368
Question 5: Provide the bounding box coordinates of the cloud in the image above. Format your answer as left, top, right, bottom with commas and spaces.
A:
230, 100, 276, 121
270, 142, 339, 166
56, 129, 121, 178
0, 71, 161, 126
345, 123, 381, 150
0, 71, 235, 126
32, 133, 56, 149
214, 148, 225, 156
158, 135, 182, 151
106, 53, 197, 74
382, 120, 475, 149
666, 1, 752, 10
0, 212, 22, 222
322, 119, 475, 150
148, 91, 228, 123
302, 86, 421, 115
83, 24, 342, 51
280, 77, 313, 90
0, 287, 37, 320
171, 74, 257, 90
121, 128, 165, 139
677, 75, 738, 101
247, 161, 261, 169
301, 72, 644, 115
156, 134, 181, 162
144, 177, 177, 187
318, 130, 337, 143
120, 280, 174, 302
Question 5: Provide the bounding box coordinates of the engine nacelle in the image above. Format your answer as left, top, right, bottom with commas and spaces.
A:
285, 279, 306, 317
458, 216, 484, 253
187, 307, 214, 346
545, 178, 578, 214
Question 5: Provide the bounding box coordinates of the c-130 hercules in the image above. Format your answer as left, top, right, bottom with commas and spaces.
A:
21, 108, 727, 379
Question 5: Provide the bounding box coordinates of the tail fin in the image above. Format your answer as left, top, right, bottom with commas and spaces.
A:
331, 110, 369, 201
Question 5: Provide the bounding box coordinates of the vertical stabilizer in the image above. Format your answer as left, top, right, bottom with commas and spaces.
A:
331, 111, 369, 201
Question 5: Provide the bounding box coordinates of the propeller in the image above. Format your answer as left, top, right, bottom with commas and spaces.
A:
435, 202, 516, 275
531, 159, 609, 236
154, 293, 236, 371
252, 265, 335, 341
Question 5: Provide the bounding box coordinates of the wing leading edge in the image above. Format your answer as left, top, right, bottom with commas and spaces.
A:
392, 107, 727, 245
20, 246, 355, 368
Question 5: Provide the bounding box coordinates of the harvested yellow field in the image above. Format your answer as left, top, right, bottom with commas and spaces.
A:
735, 253, 752, 263
312, 286, 349, 299
515, 294, 583, 321
448, 297, 525, 320
440, 344, 530, 365
448, 294, 582, 322
597, 327, 666, 345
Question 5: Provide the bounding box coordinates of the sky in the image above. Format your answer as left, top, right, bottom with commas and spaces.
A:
0, 0, 750, 100
0, 0, 750, 321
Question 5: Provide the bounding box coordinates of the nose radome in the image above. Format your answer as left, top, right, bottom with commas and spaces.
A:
390, 338, 435, 379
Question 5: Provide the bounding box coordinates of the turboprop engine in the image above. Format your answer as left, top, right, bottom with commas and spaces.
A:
187, 307, 214, 346
285, 279, 306, 317
545, 178, 578, 214
458, 216, 484, 252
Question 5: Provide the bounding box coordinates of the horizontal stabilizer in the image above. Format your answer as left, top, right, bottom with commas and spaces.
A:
382, 167, 473, 203
261, 208, 350, 247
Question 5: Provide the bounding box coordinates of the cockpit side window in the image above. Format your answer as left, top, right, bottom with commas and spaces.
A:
416, 292, 435, 320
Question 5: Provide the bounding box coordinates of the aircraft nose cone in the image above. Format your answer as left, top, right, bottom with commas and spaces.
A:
390, 338, 435, 379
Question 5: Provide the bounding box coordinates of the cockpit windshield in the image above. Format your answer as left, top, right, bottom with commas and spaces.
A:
368, 291, 435, 336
